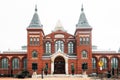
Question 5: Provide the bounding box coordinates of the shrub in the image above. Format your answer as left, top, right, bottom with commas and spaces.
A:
15, 70, 30, 78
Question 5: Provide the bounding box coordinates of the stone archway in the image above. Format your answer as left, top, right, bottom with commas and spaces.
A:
54, 56, 65, 74
51, 51, 68, 74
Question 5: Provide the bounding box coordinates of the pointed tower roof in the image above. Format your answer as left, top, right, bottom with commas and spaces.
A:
53, 20, 66, 32
28, 5, 43, 28
76, 5, 90, 28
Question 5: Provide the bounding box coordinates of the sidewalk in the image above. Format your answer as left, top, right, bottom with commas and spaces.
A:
0, 77, 91, 80
90, 77, 120, 80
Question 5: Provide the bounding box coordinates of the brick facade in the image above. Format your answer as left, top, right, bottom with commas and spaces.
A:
0, 6, 120, 76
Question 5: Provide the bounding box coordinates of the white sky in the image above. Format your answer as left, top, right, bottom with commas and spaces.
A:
0, 0, 120, 52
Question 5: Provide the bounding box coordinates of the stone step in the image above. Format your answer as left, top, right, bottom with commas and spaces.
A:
32, 74, 88, 78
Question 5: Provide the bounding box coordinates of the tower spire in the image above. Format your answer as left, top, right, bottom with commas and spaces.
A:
35, 5, 37, 12
76, 4, 90, 28
28, 5, 43, 28
81, 4, 84, 12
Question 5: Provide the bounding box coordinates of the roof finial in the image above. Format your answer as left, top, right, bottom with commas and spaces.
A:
35, 4, 37, 12
81, 4, 84, 12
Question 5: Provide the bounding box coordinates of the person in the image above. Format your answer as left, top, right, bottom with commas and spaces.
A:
44, 64, 48, 75
107, 71, 111, 78
112, 68, 114, 76
71, 63, 75, 75
117, 68, 119, 76
32, 70, 37, 78
41, 69, 44, 79
11, 69, 13, 77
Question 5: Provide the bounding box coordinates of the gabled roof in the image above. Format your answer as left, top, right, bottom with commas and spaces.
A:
28, 5, 43, 28
76, 5, 90, 28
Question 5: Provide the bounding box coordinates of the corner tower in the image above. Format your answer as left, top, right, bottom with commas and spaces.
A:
75, 5, 92, 74
27, 6, 44, 74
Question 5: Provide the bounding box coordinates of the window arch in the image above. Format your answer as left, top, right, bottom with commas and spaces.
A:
82, 50, 88, 58
12, 58, 19, 69
92, 58, 96, 69
23, 58, 27, 69
68, 42, 74, 54
111, 57, 118, 69
45, 42, 51, 54
100, 57, 107, 69
1, 58, 8, 69
32, 51, 38, 58
55, 40, 64, 52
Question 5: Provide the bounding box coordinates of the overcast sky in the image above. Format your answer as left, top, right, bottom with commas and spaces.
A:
0, 0, 120, 52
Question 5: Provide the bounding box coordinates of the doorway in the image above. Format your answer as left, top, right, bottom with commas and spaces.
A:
54, 56, 65, 74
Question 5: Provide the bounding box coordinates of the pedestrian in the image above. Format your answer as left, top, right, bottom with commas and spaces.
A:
112, 68, 114, 76
41, 68, 44, 79
33, 70, 37, 79
107, 71, 111, 78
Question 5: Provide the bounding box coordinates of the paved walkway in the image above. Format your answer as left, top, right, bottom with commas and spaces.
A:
0, 77, 91, 80
1, 77, 120, 80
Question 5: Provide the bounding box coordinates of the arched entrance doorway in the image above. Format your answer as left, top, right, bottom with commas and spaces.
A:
54, 56, 65, 74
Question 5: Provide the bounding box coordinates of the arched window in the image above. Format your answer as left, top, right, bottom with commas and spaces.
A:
1, 58, 8, 69
36, 37, 40, 45
80, 37, 83, 44
82, 50, 87, 58
92, 58, 96, 69
45, 42, 51, 54
23, 58, 27, 69
86, 37, 90, 44
12, 58, 19, 69
100, 57, 107, 69
34, 37, 37, 45
68, 42, 74, 54
55, 40, 64, 52
30, 37, 33, 45
32, 51, 38, 58
83, 38, 86, 44
34, 37, 40, 45
111, 58, 118, 69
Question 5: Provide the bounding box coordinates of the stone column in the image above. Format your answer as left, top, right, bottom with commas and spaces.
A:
51, 59, 54, 74
65, 59, 68, 75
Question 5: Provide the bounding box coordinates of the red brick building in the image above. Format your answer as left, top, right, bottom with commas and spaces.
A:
0, 6, 120, 75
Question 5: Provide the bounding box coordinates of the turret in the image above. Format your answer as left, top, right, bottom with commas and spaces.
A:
75, 5, 92, 74
27, 5, 44, 74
